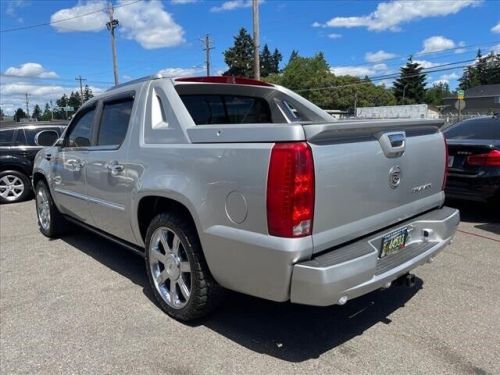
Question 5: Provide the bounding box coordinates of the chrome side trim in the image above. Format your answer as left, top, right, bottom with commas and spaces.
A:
54, 188, 125, 211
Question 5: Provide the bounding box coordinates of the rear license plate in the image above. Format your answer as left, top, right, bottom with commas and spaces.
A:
380, 227, 408, 258
448, 155, 454, 167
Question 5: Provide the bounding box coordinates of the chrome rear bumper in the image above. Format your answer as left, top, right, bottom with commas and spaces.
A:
290, 206, 460, 306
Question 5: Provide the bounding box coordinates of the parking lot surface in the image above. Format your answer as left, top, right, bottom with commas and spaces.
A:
1, 200, 499, 375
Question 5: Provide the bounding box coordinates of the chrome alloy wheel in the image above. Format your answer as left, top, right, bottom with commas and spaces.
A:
149, 227, 192, 309
36, 186, 51, 231
0, 175, 25, 202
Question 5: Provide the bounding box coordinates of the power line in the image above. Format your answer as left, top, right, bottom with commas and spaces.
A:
75, 75, 87, 105
0, 0, 142, 33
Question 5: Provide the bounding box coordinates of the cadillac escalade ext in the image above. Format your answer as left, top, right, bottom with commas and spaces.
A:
33, 75, 459, 321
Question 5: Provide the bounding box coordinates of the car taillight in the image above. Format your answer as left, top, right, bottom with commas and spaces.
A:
443, 136, 448, 191
267, 142, 315, 237
466, 150, 500, 166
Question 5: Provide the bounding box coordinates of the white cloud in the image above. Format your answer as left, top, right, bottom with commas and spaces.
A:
491, 22, 500, 33
327, 33, 342, 39
50, 0, 185, 49
365, 50, 397, 63
211, 0, 263, 12
313, 0, 480, 31
157, 67, 204, 77
492, 44, 500, 54
331, 63, 391, 77
4, 63, 58, 78
171, 0, 197, 3
433, 72, 460, 85
50, 1, 108, 32
413, 59, 441, 68
419, 36, 455, 54
6, 0, 29, 17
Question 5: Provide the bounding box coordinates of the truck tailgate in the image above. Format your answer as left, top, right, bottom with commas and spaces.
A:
304, 119, 446, 253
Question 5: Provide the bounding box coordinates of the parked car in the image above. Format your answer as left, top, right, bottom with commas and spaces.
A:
33, 76, 459, 321
444, 116, 500, 204
0, 123, 66, 203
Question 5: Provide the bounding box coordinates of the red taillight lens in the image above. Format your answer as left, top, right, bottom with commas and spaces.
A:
466, 150, 500, 166
443, 136, 448, 191
267, 142, 315, 237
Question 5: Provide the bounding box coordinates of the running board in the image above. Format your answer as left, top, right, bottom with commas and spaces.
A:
63, 215, 145, 257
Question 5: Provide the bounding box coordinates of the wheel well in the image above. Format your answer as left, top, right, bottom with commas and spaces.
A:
137, 196, 197, 241
0, 165, 30, 178
32, 172, 47, 188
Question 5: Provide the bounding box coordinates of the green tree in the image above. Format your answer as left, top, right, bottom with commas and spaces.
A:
32, 104, 42, 120
68, 91, 81, 110
0, 107, 4, 121
260, 44, 273, 77
271, 48, 282, 74
41, 103, 52, 121
424, 82, 452, 106
459, 51, 500, 90
223, 28, 254, 77
14, 108, 27, 122
288, 50, 299, 64
393, 57, 427, 104
83, 85, 94, 102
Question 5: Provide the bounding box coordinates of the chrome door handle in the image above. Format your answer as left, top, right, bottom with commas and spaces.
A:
65, 159, 85, 172
107, 161, 124, 176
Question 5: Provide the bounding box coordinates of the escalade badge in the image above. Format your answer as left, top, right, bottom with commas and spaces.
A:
389, 165, 401, 189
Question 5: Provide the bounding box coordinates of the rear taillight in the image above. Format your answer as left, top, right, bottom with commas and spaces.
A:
267, 142, 315, 237
443, 136, 448, 191
466, 150, 500, 166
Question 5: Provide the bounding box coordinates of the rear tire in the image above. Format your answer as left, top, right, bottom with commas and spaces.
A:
145, 212, 223, 321
35, 180, 67, 238
0, 170, 31, 204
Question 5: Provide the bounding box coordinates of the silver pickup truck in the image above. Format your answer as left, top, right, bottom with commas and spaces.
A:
33, 75, 459, 321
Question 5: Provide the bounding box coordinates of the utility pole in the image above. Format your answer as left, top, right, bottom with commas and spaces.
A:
75, 75, 87, 105
25, 93, 30, 119
106, 2, 119, 86
252, 0, 260, 80
201, 34, 214, 76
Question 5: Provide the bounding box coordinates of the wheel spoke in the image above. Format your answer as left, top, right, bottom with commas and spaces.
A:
178, 278, 190, 300
157, 270, 169, 285
159, 230, 170, 253
180, 261, 191, 273
150, 248, 167, 264
171, 235, 180, 256
169, 282, 178, 305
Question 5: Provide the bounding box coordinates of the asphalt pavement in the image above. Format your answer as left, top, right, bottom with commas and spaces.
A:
1, 200, 499, 374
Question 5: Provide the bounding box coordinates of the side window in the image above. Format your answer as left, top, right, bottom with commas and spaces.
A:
67, 108, 95, 147
97, 98, 134, 146
0, 130, 15, 145
35, 130, 59, 146
14, 129, 26, 145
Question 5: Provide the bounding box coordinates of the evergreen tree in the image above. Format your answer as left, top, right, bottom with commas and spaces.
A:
260, 44, 273, 77
223, 28, 254, 77
41, 103, 52, 121
83, 85, 94, 102
56, 94, 69, 108
0, 107, 4, 121
68, 91, 81, 110
393, 57, 427, 104
458, 50, 500, 90
32, 104, 42, 120
14, 108, 27, 122
271, 48, 282, 74
288, 50, 299, 64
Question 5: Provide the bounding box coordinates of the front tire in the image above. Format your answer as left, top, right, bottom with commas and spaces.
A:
0, 170, 31, 204
35, 180, 66, 238
145, 213, 223, 321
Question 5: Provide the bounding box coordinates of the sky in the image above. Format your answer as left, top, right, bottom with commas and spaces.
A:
1, 0, 499, 115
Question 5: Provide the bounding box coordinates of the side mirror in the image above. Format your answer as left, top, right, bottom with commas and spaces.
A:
35, 130, 60, 147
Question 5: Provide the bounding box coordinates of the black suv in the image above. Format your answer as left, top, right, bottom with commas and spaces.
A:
0, 123, 66, 203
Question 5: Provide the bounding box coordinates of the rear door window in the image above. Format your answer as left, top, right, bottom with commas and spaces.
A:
445, 118, 500, 140
97, 98, 134, 146
180, 95, 272, 125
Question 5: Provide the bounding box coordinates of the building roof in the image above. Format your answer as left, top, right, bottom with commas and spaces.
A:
465, 84, 500, 98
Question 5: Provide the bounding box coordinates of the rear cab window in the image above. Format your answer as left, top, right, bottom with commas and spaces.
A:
0, 130, 15, 146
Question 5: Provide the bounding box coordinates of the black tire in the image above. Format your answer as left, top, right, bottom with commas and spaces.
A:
145, 213, 223, 321
35, 180, 67, 238
0, 170, 31, 204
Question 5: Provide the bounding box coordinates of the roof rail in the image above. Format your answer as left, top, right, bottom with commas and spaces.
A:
175, 76, 274, 87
